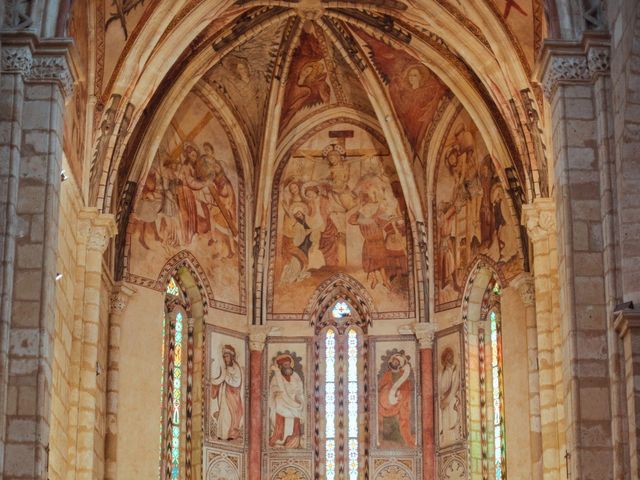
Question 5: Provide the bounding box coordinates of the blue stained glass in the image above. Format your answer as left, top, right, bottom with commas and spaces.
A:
332, 301, 351, 318
170, 310, 183, 479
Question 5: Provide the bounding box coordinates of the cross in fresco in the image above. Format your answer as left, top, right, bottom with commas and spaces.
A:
503, 0, 528, 19
168, 112, 213, 162
291, 130, 389, 161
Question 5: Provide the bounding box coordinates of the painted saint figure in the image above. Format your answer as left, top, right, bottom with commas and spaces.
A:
378, 352, 415, 447
210, 344, 244, 441
268, 354, 305, 448
439, 347, 461, 444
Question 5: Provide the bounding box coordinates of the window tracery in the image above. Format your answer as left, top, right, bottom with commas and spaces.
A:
161, 276, 194, 480
317, 300, 368, 480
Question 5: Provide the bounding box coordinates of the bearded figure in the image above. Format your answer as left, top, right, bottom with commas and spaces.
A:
268, 354, 305, 448
378, 352, 415, 447
210, 345, 243, 440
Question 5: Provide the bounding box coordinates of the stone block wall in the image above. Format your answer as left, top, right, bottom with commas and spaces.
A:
48, 158, 82, 480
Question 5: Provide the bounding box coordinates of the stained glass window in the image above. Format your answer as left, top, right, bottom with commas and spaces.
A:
332, 301, 351, 319
161, 276, 194, 480
347, 328, 358, 480
325, 329, 336, 480
323, 302, 361, 479
490, 309, 506, 479
171, 311, 183, 479
166, 276, 180, 296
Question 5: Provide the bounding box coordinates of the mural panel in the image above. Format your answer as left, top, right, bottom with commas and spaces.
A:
265, 340, 311, 450
269, 123, 413, 319
434, 108, 522, 309
372, 338, 418, 450
355, 28, 449, 151
280, 24, 334, 131
126, 92, 245, 312
436, 325, 465, 449
204, 24, 285, 155
205, 326, 247, 447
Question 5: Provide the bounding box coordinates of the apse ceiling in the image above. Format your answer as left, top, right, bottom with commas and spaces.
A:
193, 1, 457, 172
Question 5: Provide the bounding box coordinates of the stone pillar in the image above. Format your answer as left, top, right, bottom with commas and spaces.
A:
512, 273, 543, 479
74, 208, 116, 479
522, 199, 565, 479
413, 323, 436, 479
614, 310, 640, 478
104, 282, 136, 480
0, 34, 72, 478
248, 326, 269, 480
539, 35, 616, 478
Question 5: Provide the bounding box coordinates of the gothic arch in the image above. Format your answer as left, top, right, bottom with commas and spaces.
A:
155, 251, 214, 313
303, 273, 378, 329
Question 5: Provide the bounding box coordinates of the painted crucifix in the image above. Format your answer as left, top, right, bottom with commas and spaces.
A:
282, 129, 391, 279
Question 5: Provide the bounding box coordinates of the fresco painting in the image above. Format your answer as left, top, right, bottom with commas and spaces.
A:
355, 29, 449, 151
270, 123, 412, 318
434, 109, 521, 308
99, 0, 148, 94
280, 24, 334, 130
127, 92, 243, 309
374, 340, 418, 450
204, 25, 284, 154
266, 343, 308, 450
436, 326, 465, 448
206, 327, 247, 445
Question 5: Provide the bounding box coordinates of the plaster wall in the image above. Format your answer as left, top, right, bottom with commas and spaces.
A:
116, 287, 164, 480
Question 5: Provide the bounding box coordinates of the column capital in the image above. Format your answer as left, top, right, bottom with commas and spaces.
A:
248, 325, 280, 352
78, 207, 116, 253
537, 32, 610, 99
399, 322, 436, 349
521, 198, 556, 242
1, 34, 74, 96
512, 272, 536, 307
614, 309, 640, 339
110, 282, 136, 315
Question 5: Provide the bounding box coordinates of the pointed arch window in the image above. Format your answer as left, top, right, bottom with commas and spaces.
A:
318, 300, 367, 480
489, 290, 506, 479
161, 276, 194, 480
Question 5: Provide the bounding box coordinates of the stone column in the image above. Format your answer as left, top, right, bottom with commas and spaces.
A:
104, 282, 136, 480
539, 34, 617, 478
614, 310, 640, 478
413, 322, 436, 479
0, 35, 72, 478
74, 208, 116, 480
522, 199, 565, 479
248, 326, 269, 480
512, 273, 543, 479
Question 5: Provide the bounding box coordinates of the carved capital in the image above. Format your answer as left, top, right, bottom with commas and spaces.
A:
521, 198, 556, 242
399, 322, 436, 349
1, 37, 74, 97
512, 273, 536, 307
248, 325, 280, 351
110, 282, 136, 315
1, 45, 32, 73
538, 34, 610, 99
30, 53, 73, 97
78, 208, 117, 254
